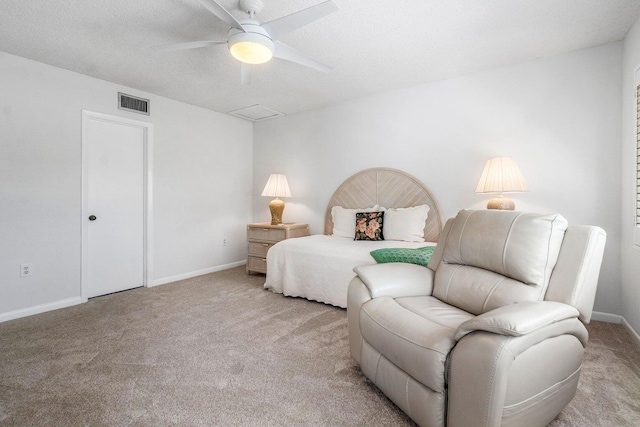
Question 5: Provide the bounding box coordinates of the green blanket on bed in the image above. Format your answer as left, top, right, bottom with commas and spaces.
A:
370, 246, 435, 267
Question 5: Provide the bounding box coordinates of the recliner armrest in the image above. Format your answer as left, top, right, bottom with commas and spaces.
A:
454, 301, 580, 341
353, 263, 434, 299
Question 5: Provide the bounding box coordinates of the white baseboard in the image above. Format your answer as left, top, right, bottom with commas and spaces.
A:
592, 311, 640, 348
0, 297, 82, 323
591, 311, 623, 324
622, 317, 640, 348
149, 260, 246, 287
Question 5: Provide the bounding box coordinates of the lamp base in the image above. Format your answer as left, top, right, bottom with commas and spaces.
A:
487, 197, 515, 210
268, 198, 285, 225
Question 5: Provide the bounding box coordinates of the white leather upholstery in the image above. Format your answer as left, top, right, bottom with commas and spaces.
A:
354, 262, 435, 299
347, 209, 606, 427
434, 210, 568, 315
360, 296, 473, 391
544, 225, 607, 323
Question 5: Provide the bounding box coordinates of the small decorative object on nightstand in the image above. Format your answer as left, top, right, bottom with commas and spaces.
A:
475, 156, 528, 210
246, 222, 309, 274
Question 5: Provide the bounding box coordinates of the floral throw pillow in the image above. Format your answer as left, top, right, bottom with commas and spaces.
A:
355, 211, 384, 241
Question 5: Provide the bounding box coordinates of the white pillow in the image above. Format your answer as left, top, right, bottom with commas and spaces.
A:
382, 204, 430, 242
331, 205, 381, 238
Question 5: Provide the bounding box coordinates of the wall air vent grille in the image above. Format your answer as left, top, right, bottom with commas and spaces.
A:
118, 92, 150, 115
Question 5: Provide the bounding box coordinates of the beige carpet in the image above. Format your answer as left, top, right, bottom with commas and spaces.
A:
0, 266, 638, 426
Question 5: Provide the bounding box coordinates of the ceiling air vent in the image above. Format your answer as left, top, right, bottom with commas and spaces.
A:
228, 104, 284, 122
118, 92, 150, 115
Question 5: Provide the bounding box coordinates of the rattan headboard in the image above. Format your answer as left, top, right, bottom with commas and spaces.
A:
324, 168, 445, 242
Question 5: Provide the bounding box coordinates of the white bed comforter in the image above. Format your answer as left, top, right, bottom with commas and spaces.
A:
264, 234, 435, 308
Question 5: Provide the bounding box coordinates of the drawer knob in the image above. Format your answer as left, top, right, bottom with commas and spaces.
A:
262, 258, 267, 262
262, 228, 269, 232
263, 243, 269, 247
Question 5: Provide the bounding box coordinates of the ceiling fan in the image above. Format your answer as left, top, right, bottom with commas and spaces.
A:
159, 0, 339, 85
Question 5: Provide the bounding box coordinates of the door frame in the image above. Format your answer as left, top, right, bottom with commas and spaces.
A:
81, 110, 154, 302
634, 64, 640, 249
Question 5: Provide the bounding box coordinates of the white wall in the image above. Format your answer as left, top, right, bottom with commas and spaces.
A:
0, 52, 253, 319
253, 43, 623, 316
621, 17, 640, 336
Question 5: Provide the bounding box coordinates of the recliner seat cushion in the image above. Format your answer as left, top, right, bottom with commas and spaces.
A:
433, 210, 568, 315
359, 296, 474, 392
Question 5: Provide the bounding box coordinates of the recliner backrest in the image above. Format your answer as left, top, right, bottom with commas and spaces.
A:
429, 210, 568, 315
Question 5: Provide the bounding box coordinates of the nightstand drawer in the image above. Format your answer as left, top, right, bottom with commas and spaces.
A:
248, 241, 273, 257
247, 255, 267, 273
246, 222, 309, 275
247, 227, 286, 242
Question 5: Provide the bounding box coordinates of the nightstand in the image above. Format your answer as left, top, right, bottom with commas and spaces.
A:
246, 222, 309, 274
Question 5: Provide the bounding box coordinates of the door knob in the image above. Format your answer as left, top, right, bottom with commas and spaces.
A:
89, 215, 97, 221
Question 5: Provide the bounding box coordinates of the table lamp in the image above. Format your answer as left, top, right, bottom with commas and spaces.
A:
261, 174, 292, 225
475, 157, 528, 210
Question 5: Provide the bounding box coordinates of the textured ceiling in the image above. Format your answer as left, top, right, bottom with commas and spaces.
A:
1, 0, 639, 118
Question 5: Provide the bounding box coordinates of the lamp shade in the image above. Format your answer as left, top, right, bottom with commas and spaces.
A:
261, 174, 292, 198
475, 157, 528, 194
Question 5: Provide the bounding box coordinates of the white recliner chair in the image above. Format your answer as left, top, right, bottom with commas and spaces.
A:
347, 210, 606, 427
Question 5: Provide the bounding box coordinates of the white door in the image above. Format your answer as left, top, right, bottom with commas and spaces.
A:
82, 111, 151, 299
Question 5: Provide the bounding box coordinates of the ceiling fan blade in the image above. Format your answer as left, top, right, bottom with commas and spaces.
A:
198, 0, 246, 32
241, 63, 254, 85
262, 0, 338, 41
156, 40, 227, 51
273, 41, 333, 73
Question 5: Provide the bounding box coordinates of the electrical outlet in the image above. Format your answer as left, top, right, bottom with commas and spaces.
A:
20, 263, 33, 278
222, 238, 227, 246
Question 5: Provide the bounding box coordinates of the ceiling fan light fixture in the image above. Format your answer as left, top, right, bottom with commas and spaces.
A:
229, 40, 273, 64
228, 24, 274, 65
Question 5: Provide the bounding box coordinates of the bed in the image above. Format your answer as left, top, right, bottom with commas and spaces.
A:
264, 167, 445, 308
